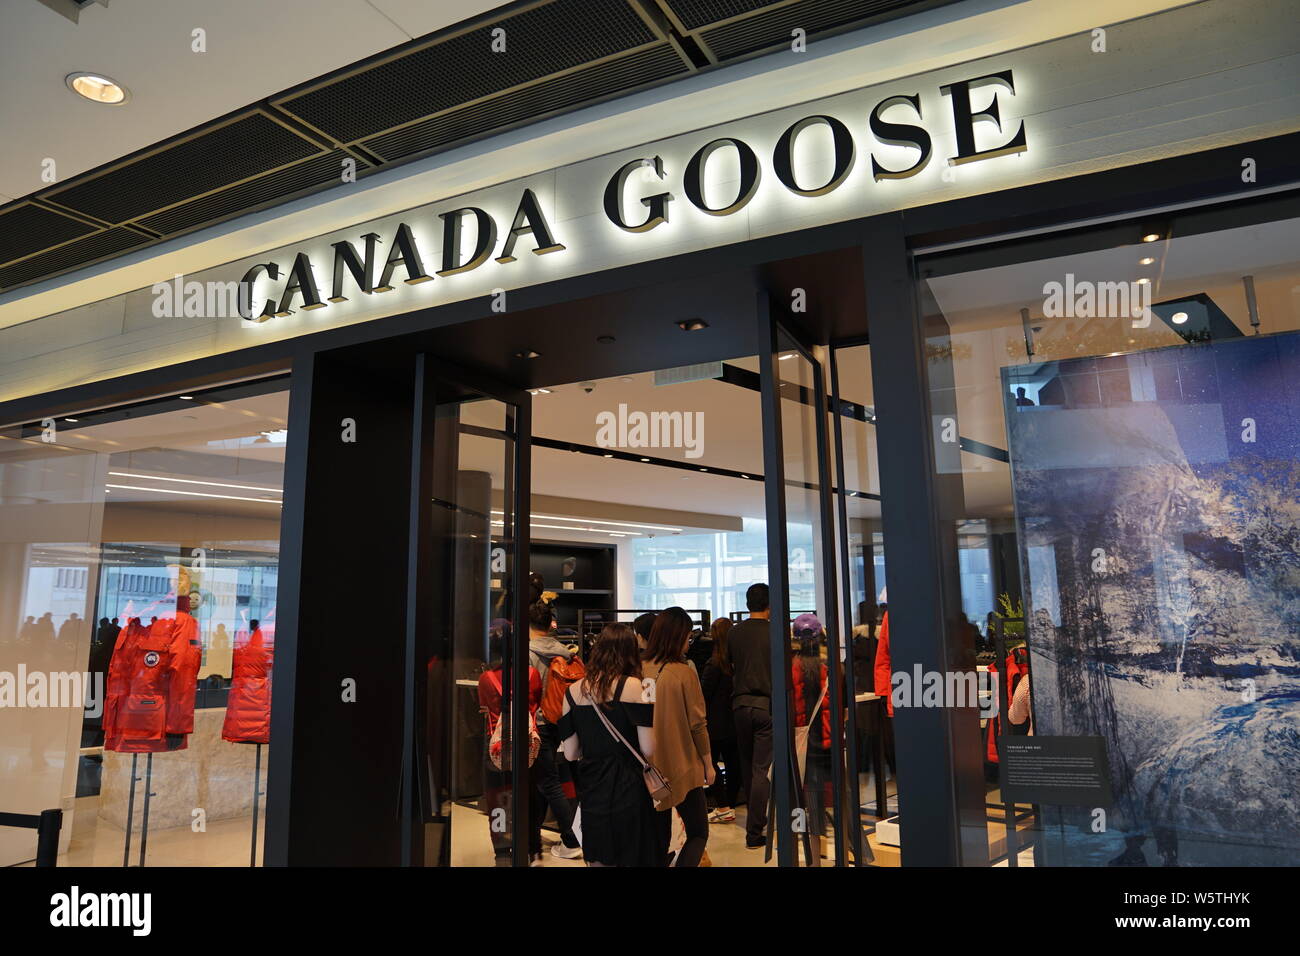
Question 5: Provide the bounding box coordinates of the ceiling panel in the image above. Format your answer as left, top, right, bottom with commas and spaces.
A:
0, 0, 950, 294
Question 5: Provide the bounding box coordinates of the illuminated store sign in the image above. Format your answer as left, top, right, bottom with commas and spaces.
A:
237, 69, 1026, 322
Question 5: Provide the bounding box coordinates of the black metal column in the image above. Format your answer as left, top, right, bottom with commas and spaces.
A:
861, 214, 988, 866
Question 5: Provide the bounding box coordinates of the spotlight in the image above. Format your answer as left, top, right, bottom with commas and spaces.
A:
676, 318, 709, 332
1142, 233, 1160, 243
1171, 311, 1189, 325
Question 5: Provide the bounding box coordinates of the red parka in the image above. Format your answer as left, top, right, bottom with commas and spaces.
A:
873, 611, 893, 716
103, 612, 202, 753
985, 649, 1030, 762
222, 626, 273, 744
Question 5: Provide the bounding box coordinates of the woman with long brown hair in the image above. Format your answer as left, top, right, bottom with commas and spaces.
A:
700, 616, 740, 822
643, 606, 713, 866
557, 623, 660, 867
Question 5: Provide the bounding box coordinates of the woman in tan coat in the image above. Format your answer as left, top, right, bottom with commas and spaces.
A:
642, 606, 713, 866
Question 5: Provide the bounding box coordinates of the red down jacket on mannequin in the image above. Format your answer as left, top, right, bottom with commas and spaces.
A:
985, 648, 1030, 763
222, 626, 273, 743
103, 611, 202, 753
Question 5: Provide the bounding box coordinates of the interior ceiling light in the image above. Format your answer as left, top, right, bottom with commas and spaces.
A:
1141, 233, 1161, 243
106, 484, 280, 505
528, 388, 551, 395
492, 510, 680, 532
108, 471, 280, 493
1171, 311, 1189, 324
179, 395, 194, 400
515, 350, 541, 359
66, 72, 130, 105
1136, 277, 1151, 285
1139, 256, 1156, 265
676, 318, 709, 332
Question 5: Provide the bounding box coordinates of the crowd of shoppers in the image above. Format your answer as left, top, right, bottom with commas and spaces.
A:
482, 581, 796, 866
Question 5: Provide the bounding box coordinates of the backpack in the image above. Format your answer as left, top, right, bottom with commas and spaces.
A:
484, 670, 540, 771
540, 654, 586, 725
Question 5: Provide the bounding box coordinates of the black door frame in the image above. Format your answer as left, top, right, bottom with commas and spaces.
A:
2, 132, 1296, 867
403, 354, 533, 866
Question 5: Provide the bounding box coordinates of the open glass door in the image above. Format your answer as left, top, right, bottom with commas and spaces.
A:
756, 296, 846, 867
403, 355, 531, 867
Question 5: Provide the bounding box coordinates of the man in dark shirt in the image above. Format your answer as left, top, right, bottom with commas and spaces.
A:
729, 582, 773, 848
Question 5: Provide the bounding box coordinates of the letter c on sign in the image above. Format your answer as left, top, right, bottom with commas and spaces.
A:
773, 115, 854, 197
683, 137, 760, 216
238, 262, 280, 323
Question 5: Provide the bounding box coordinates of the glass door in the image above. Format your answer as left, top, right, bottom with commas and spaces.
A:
403, 355, 531, 866
757, 296, 846, 867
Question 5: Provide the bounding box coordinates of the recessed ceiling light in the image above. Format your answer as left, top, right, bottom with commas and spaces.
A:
1171, 311, 1189, 324
676, 318, 709, 332
640, 457, 650, 462
1139, 256, 1155, 265
179, 395, 194, 400
515, 349, 541, 359
528, 388, 551, 395
66, 72, 129, 105
603, 453, 614, 458
64, 417, 78, 423
1136, 277, 1150, 285
1141, 233, 1160, 243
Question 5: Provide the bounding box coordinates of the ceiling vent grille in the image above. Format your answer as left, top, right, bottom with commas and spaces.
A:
0, 226, 149, 289
276, 0, 658, 145
42, 112, 323, 225
362, 44, 688, 163
0, 202, 98, 266
139, 150, 370, 237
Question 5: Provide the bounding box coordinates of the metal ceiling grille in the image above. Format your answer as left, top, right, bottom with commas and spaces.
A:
42, 112, 324, 226
0, 202, 97, 265
0, 226, 150, 289
138, 150, 369, 236
361, 44, 687, 163
276, 0, 658, 145
0, 0, 943, 294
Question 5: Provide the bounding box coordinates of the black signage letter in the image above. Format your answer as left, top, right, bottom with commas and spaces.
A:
375, 222, 431, 291
603, 156, 673, 232
276, 252, 326, 316
868, 94, 933, 181
437, 207, 497, 276
683, 137, 760, 216
329, 232, 381, 302
773, 115, 854, 196
496, 189, 565, 263
939, 69, 1027, 166
239, 262, 280, 323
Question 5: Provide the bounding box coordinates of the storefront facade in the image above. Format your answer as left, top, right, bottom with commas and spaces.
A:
2, 0, 1298, 868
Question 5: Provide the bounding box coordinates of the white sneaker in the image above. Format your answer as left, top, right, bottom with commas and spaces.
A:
708, 807, 736, 823
551, 843, 582, 860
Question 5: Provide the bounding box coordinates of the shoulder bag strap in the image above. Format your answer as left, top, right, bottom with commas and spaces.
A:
588, 684, 650, 771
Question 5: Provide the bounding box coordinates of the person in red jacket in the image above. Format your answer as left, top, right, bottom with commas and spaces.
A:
477, 622, 543, 865
791, 613, 835, 867
222, 619, 273, 744
103, 599, 202, 753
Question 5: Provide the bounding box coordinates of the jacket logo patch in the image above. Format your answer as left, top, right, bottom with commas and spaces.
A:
144, 651, 160, 667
